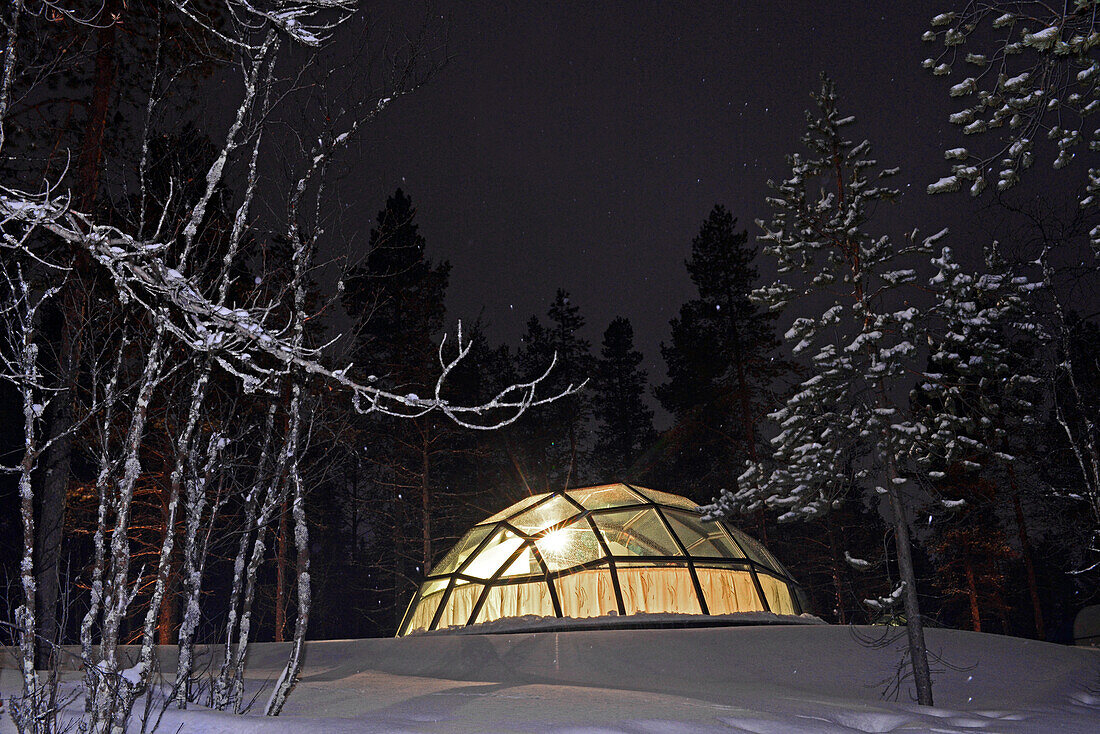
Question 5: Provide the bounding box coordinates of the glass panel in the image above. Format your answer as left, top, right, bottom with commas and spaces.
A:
757, 573, 796, 615
420, 578, 449, 597
428, 525, 494, 577
628, 486, 700, 510
478, 492, 550, 525
433, 582, 484, 630
567, 484, 648, 509
402, 596, 438, 634
463, 528, 528, 579
593, 509, 683, 557
402, 581, 452, 634
555, 567, 618, 619
474, 581, 556, 625
508, 494, 581, 535
726, 525, 787, 574
694, 566, 765, 614
663, 510, 745, 558
535, 519, 604, 571
615, 563, 703, 615
499, 542, 541, 578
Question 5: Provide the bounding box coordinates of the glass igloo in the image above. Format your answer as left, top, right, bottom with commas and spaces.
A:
398, 483, 805, 635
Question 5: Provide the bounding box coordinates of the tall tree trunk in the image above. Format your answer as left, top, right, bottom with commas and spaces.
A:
565, 417, 578, 490
275, 498, 288, 643
75, 0, 120, 212
265, 383, 311, 715
1011, 485, 1044, 639
33, 333, 73, 669
726, 288, 767, 544
392, 465, 405, 630
35, 0, 121, 671
156, 558, 176, 645
964, 555, 981, 632
886, 475, 934, 706
264, 470, 311, 715
422, 429, 431, 571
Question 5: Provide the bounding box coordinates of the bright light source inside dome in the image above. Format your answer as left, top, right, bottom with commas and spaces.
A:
539, 528, 571, 554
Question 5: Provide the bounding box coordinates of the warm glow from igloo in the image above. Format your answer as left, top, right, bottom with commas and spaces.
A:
397, 484, 804, 635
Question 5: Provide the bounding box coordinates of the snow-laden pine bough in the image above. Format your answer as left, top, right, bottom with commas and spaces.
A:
0, 2, 582, 733
920, 1, 1100, 247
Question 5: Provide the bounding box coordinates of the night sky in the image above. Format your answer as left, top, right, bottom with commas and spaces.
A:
342, 1, 1051, 418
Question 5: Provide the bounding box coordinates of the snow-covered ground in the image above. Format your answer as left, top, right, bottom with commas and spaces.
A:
3, 623, 1098, 733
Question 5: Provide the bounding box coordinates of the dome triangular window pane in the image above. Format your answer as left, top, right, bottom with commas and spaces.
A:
428, 524, 494, 577
478, 493, 548, 526
462, 527, 527, 579
566, 484, 648, 509
662, 510, 746, 559
593, 508, 682, 557
535, 517, 604, 571
508, 494, 580, 535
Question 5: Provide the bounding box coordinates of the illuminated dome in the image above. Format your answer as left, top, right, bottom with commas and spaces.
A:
398, 483, 805, 635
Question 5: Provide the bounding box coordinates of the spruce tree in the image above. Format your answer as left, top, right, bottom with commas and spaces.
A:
713, 75, 940, 706
656, 205, 788, 502
592, 317, 655, 480
342, 188, 450, 379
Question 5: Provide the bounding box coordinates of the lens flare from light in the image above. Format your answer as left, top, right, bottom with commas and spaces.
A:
539, 528, 571, 554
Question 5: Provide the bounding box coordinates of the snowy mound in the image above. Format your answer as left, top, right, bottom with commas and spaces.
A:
2, 625, 1097, 733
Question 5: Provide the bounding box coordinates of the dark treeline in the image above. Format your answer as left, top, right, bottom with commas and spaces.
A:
253, 195, 1097, 640
0, 6, 1094, 662
2, 186, 1094, 645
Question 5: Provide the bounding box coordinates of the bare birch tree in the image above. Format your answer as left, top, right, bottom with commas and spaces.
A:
1, 1, 581, 731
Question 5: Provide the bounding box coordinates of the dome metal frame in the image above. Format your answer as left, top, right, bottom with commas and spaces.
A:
397, 483, 805, 636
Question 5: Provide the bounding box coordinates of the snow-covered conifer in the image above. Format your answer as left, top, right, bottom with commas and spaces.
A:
710, 74, 939, 706
914, 245, 1042, 483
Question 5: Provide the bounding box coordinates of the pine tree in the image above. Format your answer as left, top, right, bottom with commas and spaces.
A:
713, 74, 940, 706
656, 205, 789, 502
342, 188, 451, 379
592, 317, 655, 480
513, 289, 596, 491
914, 245, 1042, 479
911, 245, 1048, 636
340, 188, 452, 626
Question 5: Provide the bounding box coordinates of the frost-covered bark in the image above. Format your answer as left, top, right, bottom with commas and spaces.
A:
1039, 250, 1100, 556
264, 389, 310, 715
1, 1, 581, 727
0, 0, 22, 155
711, 75, 937, 706
86, 328, 167, 734
0, 265, 60, 734
80, 343, 126, 713
209, 404, 274, 711
174, 427, 226, 708
264, 139, 322, 713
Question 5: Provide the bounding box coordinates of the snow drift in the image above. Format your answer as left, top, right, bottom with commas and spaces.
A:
2, 623, 1098, 732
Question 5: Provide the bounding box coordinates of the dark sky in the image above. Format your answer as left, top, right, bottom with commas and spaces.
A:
341, 1, 1050, 417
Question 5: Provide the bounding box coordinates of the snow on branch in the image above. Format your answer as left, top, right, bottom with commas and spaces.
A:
864, 582, 906, 611
169, 0, 359, 49
0, 194, 582, 428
